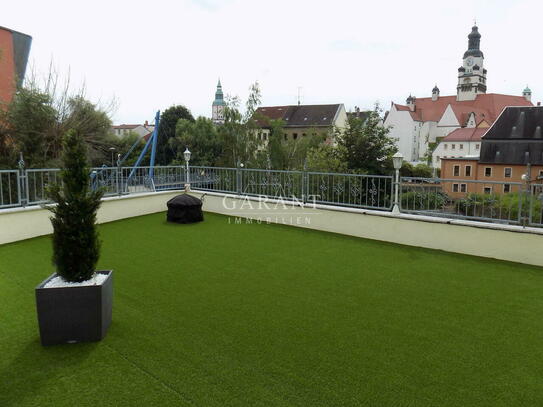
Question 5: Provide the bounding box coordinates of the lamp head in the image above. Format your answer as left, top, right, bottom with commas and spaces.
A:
392, 152, 404, 170
183, 147, 191, 163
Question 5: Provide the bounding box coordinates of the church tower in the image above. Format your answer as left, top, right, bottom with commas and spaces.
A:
456, 25, 487, 101
212, 79, 226, 124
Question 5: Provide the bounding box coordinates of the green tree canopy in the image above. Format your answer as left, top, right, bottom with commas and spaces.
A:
170, 117, 223, 166
336, 104, 397, 175
156, 105, 194, 165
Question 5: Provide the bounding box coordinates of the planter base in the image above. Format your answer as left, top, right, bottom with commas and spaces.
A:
35, 270, 113, 346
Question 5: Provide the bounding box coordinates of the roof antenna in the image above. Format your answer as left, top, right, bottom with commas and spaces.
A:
297, 86, 303, 106
473, 17, 477, 26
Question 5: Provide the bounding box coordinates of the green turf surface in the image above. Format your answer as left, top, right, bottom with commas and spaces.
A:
1, 212, 543, 406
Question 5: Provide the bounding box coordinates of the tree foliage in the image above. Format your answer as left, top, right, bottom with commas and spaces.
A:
156, 105, 194, 165
171, 117, 223, 166
306, 143, 347, 173
47, 130, 104, 282
336, 104, 397, 175
216, 82, 261, 167
0, 69, 116, 169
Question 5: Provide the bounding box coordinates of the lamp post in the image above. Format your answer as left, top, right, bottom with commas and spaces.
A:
392, 152, 404, 214
184, 147, 191, 190
109, 147, 116, 167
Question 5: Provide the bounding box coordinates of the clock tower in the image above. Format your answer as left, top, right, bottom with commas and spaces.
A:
212, 79, 226, 125
456, 25, 487, 101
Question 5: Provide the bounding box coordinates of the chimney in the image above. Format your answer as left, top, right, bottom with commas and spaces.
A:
144, 120, 149, 127
538, 102, 541, 107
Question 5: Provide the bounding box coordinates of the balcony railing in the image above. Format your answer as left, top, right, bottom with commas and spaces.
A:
2, 165, 542, 228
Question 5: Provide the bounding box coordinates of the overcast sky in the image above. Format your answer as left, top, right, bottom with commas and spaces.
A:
4, 0, 542, 124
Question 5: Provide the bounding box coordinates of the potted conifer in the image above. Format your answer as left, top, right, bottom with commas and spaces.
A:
35, 129, 113, 346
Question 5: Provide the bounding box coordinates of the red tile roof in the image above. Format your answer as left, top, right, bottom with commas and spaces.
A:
443, 127, 487, 142
394, 93, 532, 125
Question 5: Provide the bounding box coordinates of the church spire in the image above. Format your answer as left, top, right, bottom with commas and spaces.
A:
464, 25, 484, 59
212, 79, 226, 124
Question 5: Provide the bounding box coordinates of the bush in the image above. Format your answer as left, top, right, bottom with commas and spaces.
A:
47, 130, 104, 282
457, 192, 542, 222
401, 190, 448, 210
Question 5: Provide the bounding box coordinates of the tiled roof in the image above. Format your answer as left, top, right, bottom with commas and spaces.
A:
394, 93, 532, 125
480, 106, 543, 165
112, 124, 142, 129
254, 104, 341, 128
443, 128, 487, 142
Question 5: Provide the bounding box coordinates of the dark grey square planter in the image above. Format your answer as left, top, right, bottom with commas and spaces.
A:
35, 270, 113, 346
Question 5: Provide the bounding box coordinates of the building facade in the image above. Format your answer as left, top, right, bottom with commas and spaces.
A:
111, 122, 154, 139
384, 25, 533, 165
0, 26, 32, 105
253, 104, 347, 147
440, 106, 543, 197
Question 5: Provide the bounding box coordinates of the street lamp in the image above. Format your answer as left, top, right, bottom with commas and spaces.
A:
184, 147, 191, 189
392, 152, 404, 214
109, 147, 116, 167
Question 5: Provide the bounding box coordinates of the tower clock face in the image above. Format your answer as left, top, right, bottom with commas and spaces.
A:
466, 57, 474, 67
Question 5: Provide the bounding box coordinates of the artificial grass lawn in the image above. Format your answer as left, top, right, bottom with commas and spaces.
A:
1, 212, 543, 406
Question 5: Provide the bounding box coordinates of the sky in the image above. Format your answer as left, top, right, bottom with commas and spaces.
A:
4, 0, 542, 124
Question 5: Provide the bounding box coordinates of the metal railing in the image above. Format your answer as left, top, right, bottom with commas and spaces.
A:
400, 177, 542, 227
0, 170, 20, 208
2, 164, 543, 228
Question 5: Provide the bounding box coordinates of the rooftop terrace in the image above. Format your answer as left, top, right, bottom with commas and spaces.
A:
1, 211, 543, 406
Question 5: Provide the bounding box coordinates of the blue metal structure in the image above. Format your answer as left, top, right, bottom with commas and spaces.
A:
127, 111, 160, 182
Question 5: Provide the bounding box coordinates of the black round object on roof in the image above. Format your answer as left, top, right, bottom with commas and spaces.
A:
166, 194, 204, 224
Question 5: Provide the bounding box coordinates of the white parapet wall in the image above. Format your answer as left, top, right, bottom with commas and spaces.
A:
1, 189, 542, 267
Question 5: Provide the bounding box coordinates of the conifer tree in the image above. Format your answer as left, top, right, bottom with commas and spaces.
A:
47, 130, 103, 282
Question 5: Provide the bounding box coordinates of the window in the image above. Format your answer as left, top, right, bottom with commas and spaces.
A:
293, 133, 298, 140
453, 183, 459, 192
444, 144, 448, 150
302, 133, 307, 137
453, 165, 460, 176
484, 186, 492, 194
452, 144, 456, 150
284, 134, 288, 141
465, 165, 472, 177
504, 167, 512, 178
504, 184, 511, 193
485, 167, 492, 177
460, 184, 467, 193
539, 170, 543, 179
475, 143, 480, 150
459, 144, 464, 150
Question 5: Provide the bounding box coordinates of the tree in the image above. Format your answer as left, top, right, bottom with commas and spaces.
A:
170, 117, 223, 166
0, 87, 56, 168
306, 144, 347, 173
216, 82, 261, 167
156, 105, 194, 165
336, 103, 397, 175
0, 67, 116, 168
47, 130, 104, 282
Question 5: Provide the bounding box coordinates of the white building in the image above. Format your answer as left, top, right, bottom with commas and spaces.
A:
111, 122, 154, 139
432, 127, 487, 166
383, 25, 533, 165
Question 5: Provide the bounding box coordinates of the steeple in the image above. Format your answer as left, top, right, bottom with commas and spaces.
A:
457, 24, 487, 101
212, 79, 226, 124
214, 79, 225, 106
464, 25, 483, 59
